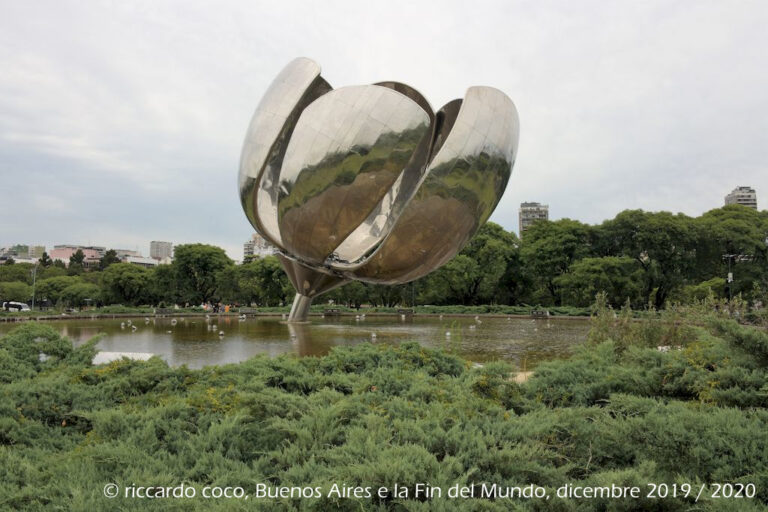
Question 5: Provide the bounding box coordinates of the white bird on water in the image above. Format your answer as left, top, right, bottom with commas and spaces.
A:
131, 325, 137, 332
371, 332, 377, 340
218, 331, 224, 337
120, 322, 125, 329
445, 331, 451, 337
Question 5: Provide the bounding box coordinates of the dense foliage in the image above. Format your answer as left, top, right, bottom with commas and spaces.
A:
1, 205, 767, 310
1, 309, 767, 510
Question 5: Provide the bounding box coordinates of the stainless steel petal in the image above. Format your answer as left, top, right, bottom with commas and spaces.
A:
331, 97, 460, 267
277, 84, 431, 265
330, 83, 436, 265
238, 57, 332, 249
346, 86, 519, 283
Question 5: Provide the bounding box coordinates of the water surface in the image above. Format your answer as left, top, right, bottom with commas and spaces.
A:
0, 315, 590, 369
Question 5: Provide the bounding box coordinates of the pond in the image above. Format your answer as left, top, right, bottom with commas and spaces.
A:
0, 315, 591, 369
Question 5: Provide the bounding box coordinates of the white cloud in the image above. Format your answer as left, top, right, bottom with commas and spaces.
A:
1, 0, 766, 259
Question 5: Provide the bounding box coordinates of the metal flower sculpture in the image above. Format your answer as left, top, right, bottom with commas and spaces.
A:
239, 58, 519, 321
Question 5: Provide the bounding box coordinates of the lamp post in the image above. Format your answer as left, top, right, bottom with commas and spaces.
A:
722, 253, 755, 302
30, 262, 39, 311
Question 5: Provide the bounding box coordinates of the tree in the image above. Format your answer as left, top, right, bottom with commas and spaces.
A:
36, 276, 83, 304
0, 281, 32, 302
215, 265, 241, 304
38, 252, 53, 267
99, 249, 121, 270
172, 244, 233, 304
669, 277, 726, 304
421, 255, 479, 305
417, 222, 519, 306
3, 258, 14, 265
60, 283, 101, 308
150, 265, 178, 305
520, 219, 593, 305
0, 263, 34, 284
597, 210, 698, 309
67, 249, 86, 276
101, 263, 151, 305
554, 256, 644, 308
69, 249, 85, 267
238, 256, 293, 306
329, 281, 368, 309
38, 266, 67, 280
366, 283, 407, 308
693, 205, 768, 298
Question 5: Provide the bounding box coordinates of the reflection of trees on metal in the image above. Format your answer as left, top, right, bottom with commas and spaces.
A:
239, 58, 519, 321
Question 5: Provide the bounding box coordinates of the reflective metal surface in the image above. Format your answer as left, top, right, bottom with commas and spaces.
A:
239, 58, 519, 321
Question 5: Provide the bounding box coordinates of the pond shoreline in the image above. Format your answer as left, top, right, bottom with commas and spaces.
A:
0, 311, 592, 323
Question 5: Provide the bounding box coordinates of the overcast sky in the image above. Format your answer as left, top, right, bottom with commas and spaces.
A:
1, 0, 767, 260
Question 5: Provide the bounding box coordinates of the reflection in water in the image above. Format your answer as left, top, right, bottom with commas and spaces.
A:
0, 316, 590, 370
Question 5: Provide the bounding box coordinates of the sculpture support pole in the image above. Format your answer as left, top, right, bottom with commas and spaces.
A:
288, 293, 313, 322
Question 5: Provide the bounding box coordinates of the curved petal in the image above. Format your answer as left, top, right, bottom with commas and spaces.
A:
329, 83, 435, 265
238, 57, 332, 249
344, 86, 519, 283
276, 84, 431, 265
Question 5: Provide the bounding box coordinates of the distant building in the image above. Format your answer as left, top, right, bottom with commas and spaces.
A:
150, 241, 173, 260
50, 245, 105, 268
725, 186, 757, 209
0, 244, 45, 259
244, 233, 276, 260
124, 256, 159, 268
114, 249, 141, 259
519, 202, 549, 236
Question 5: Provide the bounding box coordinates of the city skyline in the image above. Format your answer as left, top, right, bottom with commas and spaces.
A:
2, 2, 767, 259
3, 183, 761, 263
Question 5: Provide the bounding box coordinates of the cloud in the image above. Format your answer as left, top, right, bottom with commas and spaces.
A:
1, 0, 767, 260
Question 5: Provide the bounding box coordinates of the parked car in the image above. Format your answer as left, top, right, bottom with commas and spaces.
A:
2, 301, 31, 312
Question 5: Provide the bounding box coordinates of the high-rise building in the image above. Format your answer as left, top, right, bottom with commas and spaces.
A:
519, 202, 549, 236
244, 233, 276, 260
150, 241, 173, 260
1, 244, 45, 259
725, 186, 757, 209
28, 245, 45, 259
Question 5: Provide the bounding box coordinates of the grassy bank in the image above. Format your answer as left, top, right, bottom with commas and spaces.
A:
1, 312, 767, 510
1, 304, 593, 322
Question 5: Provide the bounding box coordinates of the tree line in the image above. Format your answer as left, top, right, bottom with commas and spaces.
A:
1, 205, 766, 310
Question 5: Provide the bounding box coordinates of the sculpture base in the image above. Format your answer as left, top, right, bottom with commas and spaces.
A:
287, 293, 313, 322
277, 253, 348, 322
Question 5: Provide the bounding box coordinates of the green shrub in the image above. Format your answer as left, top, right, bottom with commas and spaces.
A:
1, 320, 767, 510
